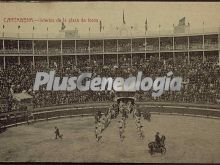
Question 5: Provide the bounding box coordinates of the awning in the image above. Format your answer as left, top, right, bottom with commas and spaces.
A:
13, 92, 33, 102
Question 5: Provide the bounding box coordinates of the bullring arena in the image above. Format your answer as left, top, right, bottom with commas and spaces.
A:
0, 102, 220, 163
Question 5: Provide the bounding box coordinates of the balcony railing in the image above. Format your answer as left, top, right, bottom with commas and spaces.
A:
0, 27, 219, 39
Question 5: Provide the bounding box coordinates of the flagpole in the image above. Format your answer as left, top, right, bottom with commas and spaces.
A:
203, 21, 204, 34
17, 25, 20, 38
102, 26, 104, 38
123, 10, 124, 24
32, 26, 34, 38
47, 27, 48, 38
159, 24, 161, 36
2, 25, 4, 38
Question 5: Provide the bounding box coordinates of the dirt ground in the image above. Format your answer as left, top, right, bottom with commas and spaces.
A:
0, 114, 220, 163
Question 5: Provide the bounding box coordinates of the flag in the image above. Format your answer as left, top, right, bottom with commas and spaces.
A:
61, 22, 66, 30
123, 10, 126, 24
179, 17, 185, 26
99, 21, 102, 32
145, 18, 148, 32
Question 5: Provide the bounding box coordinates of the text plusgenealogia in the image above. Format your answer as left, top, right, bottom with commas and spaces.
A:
33, 71, 182, 97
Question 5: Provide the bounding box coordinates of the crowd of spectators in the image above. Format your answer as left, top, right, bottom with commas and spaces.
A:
0, 45, 220, 113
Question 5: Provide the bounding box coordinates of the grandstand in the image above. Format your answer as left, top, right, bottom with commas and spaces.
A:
0, 26, 219, 108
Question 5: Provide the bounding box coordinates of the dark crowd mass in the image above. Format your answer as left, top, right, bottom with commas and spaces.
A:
0, 49, 220, 113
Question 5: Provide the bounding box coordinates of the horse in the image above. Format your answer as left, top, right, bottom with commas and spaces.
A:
148, 135, 166, 155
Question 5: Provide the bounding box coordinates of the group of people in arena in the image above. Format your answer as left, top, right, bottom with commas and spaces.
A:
95, 107, 115, 142
100, 100, 163, 147
0, 54, 220, 113
134, 109, 145, 140
118, 116, 126, 141
94, 101, 130, 142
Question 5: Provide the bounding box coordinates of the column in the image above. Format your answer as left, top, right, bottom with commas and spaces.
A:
173, 37, 175, 63
145, 37, 147, 59
47, 40, 49, 54
61, 40, 63, 54
131, 38, 132, 65
32, 56, 35, 69
75, 40, 76, 53
32, 40, 34, 54
75, 55, 77, 66
18, 40, 20, 53
103, 40, 105, 65
3, 56, 5, 69
103, 54, 104, 65
202, 35, 205, 63
117, 39, 119, 65
218, 34, 220, 64
47, 56, 49, 68
18, 56, 20, 65
3, 39, 4, 54
187, 36, 190, 64
61, 40, 63, 68
159, 37, 161, 60
47, 40, 49, 67
88, 40, 91, 63
61, 56, 63, 68
219, 51, 220, 64
103, 40, 105, 53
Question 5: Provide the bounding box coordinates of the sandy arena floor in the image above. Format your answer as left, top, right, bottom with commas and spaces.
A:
0, 114, 220, 163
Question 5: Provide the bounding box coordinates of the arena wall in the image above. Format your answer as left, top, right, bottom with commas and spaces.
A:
1, 102, 220, 130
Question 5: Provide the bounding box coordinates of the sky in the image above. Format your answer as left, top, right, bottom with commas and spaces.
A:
0, 2, 220, 35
